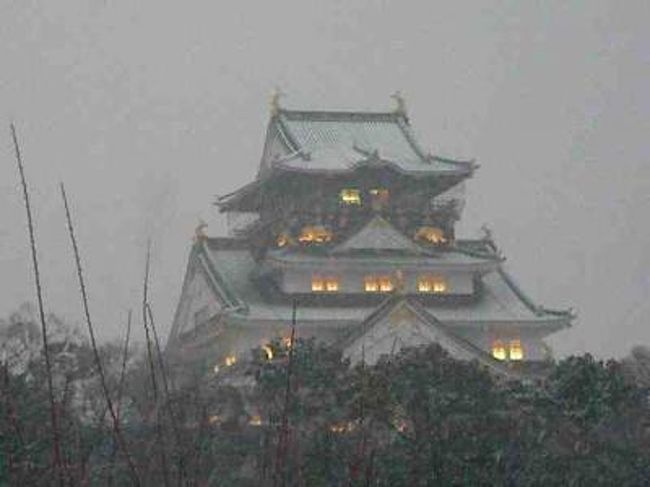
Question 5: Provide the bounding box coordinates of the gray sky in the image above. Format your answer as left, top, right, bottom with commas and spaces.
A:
1, 1, 648, 357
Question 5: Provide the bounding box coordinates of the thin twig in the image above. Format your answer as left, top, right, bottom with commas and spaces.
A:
141, 242, 170, 487
147, 303, 187, 483
108, 310, 132, 487
59, 182, 141, 486
10, 123, 65, 487
116, 310, 132, 422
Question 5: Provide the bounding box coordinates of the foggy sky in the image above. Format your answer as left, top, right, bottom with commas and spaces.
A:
1, 1, 648, 357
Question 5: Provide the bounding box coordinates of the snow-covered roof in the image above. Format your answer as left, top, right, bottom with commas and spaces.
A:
270, 109, 475, 175
331, 215, 425, 255
191, 238, 571, 328
339, 295, 518, 375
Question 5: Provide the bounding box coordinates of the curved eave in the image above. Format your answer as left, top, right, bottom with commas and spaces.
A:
264, 250, 500, 273
196, 240, 247, 311
498, 267, 575, 322
273, 157, 474, 178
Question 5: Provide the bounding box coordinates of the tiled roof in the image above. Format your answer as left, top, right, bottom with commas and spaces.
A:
339, 296, 518, 376
271, 109, 474, 175
199, 238, 572, 328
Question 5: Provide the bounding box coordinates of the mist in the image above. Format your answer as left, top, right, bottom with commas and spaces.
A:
1, 0, 649, 357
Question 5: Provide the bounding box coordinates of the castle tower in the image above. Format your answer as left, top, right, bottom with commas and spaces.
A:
167, 99, 573, 375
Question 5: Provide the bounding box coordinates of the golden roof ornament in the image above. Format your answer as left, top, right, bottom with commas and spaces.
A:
390, 91, 408, 117
270, 88, 285, 116
194, 220, 208, 242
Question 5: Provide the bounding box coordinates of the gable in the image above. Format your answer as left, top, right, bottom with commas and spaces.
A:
333, 216, 423, 255
343, 301, 476, 365
169, 255, 224, 341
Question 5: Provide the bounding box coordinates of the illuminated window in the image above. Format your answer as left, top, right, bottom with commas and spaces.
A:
414, 226, 447, 245
369, 188, 390, 205
325, 279, 340, 292
298, 225, 333, 244
276, 233, 290, 247
312, 276, 339, 293
262, 344, 274, 360
340, 188, 361, 205
417, 276, 448, 294
491, 341, 507, 361
364, 275, 394, 293
225, 355, 237, 367
509, 340, 524, 361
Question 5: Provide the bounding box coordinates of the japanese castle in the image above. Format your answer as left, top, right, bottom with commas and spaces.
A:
167, 95, 573, 375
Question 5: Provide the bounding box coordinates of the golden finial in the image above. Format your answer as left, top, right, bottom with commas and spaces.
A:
270, 87, 285, 116
390, 91, 407, 116
480, 224, 493, 241
194, 220, 208, 242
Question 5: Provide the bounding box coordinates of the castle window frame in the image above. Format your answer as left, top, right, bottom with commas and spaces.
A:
312, 275, 340, 293
340, 188, 361, 205
276, 232, 291, 247
414, 226, 447, 245
509, 339, 524, 361
417, 275, 448, 294
364, 275, 394, 293
298, 225, 333, 244
491, 340, 507, 361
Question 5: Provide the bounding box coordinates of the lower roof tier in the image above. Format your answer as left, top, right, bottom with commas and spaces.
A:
168, 237, 573, 343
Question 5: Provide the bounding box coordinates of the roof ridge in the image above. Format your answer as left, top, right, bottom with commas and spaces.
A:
278, 108, 400, 120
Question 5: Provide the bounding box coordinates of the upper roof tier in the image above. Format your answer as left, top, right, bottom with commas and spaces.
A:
261, 108, 476, 176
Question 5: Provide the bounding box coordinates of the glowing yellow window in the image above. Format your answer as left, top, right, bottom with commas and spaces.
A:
312, 276, 339, 293
379, 277, 394, 292
276, 233, 290, 247
364, 276, 394, 293
340, 189, 361, 205
298, 225, 333, 244
312, 276, 325, 292
364, 276, 379, 292
417, 276, 448, 294
492, 341, 507, 361
509, 340, 524, 361
414, 226, 447, 245
325, 278, 340, 292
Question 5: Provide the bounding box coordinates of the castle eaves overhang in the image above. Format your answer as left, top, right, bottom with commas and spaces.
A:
189, 238, 573, 328
273, 109, 474, 174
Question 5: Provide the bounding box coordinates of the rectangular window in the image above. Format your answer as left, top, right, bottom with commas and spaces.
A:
509, 340, 524, 361
491, 341, 507, 361
340, 188, 361, 205
364, 276, 379, 292
325, 279, 340, 292
417, 276, 448, 294
299, 226, 332, 244
312, 276, 339, 293
311, 277, 325, 292
364, 276, 394, 293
